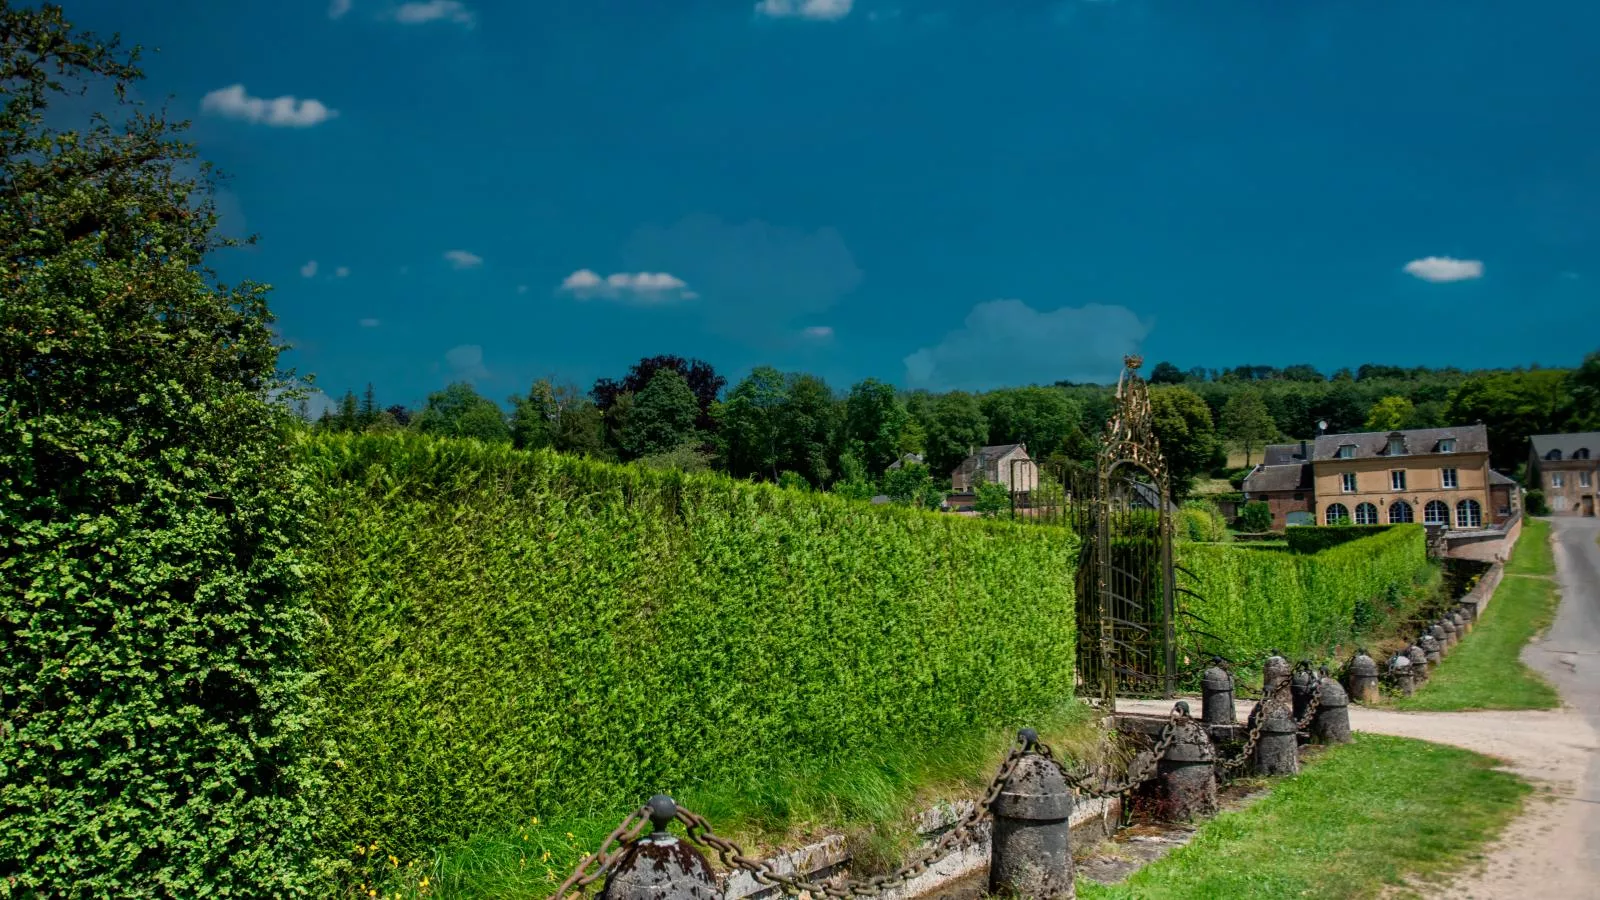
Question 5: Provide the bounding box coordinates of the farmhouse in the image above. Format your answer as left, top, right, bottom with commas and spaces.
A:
1527, 432, 1599, 516
1310, 425, 1505, 529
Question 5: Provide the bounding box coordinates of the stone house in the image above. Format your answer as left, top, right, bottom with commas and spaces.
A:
1310, 425, 1502, 529
1240, 460, 1313, 530
949, 444, 1039, 494
1527, 432, 1599, 516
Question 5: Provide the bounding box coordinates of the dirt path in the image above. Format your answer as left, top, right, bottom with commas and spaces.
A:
1122, 517, 1600, 898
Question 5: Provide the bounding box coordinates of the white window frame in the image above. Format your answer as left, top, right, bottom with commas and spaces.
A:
1441, 467, 1458, 489
1388, 437, 1405, 456
1338, 444, 1355, 460
1388, 501, 1414, 524
1341, 472, 1357, 493
1456, 499, 1482, 529
1325, 503, 1350, 525
1582, 471, 1593, 488
1391, 470, 1407, 491
1552, 473, 1565, 488
1354, 502, 1379, 526
1424, 500, 1449, 525
1439, 438, 1456, 453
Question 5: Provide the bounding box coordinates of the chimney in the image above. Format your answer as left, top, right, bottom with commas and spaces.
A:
1300, 439, 1308, 461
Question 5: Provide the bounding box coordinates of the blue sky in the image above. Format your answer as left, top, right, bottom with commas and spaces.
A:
59, 0, 1600, 409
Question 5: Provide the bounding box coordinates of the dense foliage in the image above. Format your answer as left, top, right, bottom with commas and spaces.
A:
1284, 524, 1394, 554
1177, 526, 1430, 661
0, 5, 319, 895
1237, 501, 1273, 533
302, 433, 1080, 873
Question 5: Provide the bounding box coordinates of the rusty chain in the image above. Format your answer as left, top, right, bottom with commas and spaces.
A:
1215, 698, 1270, 772
1295, 677, 1325, 731
550, 806, 652, 900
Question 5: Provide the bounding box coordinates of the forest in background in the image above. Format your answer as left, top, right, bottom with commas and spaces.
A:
305, 352, 1600, 503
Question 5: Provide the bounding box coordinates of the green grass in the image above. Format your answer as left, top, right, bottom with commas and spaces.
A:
363, 704, 1108, 899
1080, 734, 1530, 900
1396, 518, 1561, 711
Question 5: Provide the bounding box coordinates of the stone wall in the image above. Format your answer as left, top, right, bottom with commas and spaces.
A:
1442, 514, 1522, 563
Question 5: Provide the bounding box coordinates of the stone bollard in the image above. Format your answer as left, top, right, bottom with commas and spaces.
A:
1407, 644, 1430, 682
601, 795, 718, 900
1438, 618, 1457, 649
1262, 650, 1291, 697
1253, 698, 1299, 776
1290, 663, 1318, 724
1345, 649, 1380, 705
1309, 675, 1351, 744
1154, 702, 1218, 821
1389, 653, 1415, 696
1201, 663, 1236, 726
1450, 609, 1468, 636
1429, 623, 1450, 653
990, 729, 1075, 899
1420, 634, 1442, 668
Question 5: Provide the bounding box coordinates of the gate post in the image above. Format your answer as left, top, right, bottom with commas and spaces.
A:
600, 796, 718, 900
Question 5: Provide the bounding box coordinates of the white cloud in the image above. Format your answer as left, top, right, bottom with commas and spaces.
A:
443, 249, 483, 269
270, 384, 336, 421
558, 268, 694, 303
1403, 256, 1484, 283
755, 0, 853, 21
201, 84, 337, 128
904, 299, 1150, 391
335, 266, 351, 278
445, 344, 490, 382
395, 0, 476, 26
516, 284, 529, 294
300, 260, 319, 278
359, 317, 381, 328
803, 325, 834, 339
329, 0, 352, 19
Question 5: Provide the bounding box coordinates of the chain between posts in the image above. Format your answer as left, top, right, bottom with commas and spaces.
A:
550, 806, 652, 900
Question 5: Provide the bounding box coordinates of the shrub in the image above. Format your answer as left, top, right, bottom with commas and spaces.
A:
1525, 489, 1549, 516
1285, 524, 1392, 554
1178, 500, 1229, 542
1177, 525, 1430, 662
0, 9, 320, 893
1238, 501, 1273, 533
302, 434, 1079, 876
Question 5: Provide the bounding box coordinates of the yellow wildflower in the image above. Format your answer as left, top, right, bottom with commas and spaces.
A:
390, 855, 399, 868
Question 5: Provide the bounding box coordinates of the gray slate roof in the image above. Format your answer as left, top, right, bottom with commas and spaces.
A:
886, 452, 924, 471
950, 444, 1029, 479
1529, 432, 1600, 460
1261, 442, 1309, 467
1312, 425, 1489, 461
1242, 463, 1312, 494
1488, 469, 1519, 486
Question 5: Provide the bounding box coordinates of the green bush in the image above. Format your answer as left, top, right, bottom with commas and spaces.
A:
0, 9, 321, 895
1238, 501, 1273, 533
1525, 489, 1549, 516
302, 433, 1079, 876
1178, 500, 1230, 543
1177, 525, 1430, 662
1285, 524, 1393, 554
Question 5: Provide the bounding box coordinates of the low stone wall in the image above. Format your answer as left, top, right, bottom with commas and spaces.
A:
1442, 514, 1521, 563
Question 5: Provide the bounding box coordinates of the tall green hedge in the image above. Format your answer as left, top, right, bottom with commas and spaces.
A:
302, 434, 1079, 869
1284, 524, 1394, 554
1176, 525, 1429, 661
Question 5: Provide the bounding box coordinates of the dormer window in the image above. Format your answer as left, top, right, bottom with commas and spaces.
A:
1577, 448, 1592, 460
1547, 449, 1563, 461
1438, 438, 1456, 453
1387, 433, 1406, 456
1337, 444, 1356, 460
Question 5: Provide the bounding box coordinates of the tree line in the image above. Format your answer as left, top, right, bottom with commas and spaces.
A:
307, 351, 1600, 504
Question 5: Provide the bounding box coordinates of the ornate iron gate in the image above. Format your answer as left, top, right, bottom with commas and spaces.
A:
1008, 356, 1177, 711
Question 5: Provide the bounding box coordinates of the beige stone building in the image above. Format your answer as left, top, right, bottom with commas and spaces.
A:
1310, 425, 1500, 529
1527, 433, 1599, 516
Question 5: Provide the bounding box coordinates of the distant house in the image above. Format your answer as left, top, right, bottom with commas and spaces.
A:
1241, 461, 1313, 530
1260, 441, 1311, 468
950, 444, 1039, 493
1310, 425, 1503, 529
1527, 433, 1599, 517
886, 452, 925, 471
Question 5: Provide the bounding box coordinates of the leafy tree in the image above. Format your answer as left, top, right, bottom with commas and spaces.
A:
1445, 370, 1572, 468
510, 379, 559, 450
414, 382, 511, 443
778, 373, 840, 487
1568, 349, 1600, 429
592, 355, 725, 432
636, 439, 716, 473
548, 384, 607, 457
620, 369, 701, 458
881, 462, 945, 509
1238, 501, 1273, 533
923, 391, 988, 476
716, 366, 787, 479
831, 449, 876, 501
1220, 389, 1276, 467
843, 378, 910, 475
0, 6, 320, 892
1363, 395, 1415, 432
1279, 364, 1324, 383
980, 386, 1079, 459
777, 470, 811, 491
1311, 382, 1367, 434
1149, 361, 1185, 384
974, 480, 1012, 518
385, 403, 412, 427
1149, 386, 1221, 499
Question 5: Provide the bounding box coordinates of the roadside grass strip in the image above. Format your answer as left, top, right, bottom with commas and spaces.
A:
1398, 518, 1560, 711
1080, 734, 1529, 900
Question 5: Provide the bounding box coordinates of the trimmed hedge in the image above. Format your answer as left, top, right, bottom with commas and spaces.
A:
1177, 525, 1429, 661
1284, 524, 1394, 554
302, 434, 1079, 870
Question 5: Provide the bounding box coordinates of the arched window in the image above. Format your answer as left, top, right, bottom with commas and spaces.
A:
1325, 503, 1350, 525
1576, 448, 1592, 460
1546, 449, 1563, 461
1456, 499, 1482, 529
1388, 500, 1414, 524
1424, 500, 1449, 525
1355, 502, 1379, 526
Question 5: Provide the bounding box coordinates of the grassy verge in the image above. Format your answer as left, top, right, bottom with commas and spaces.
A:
1397, 518, 1560, 711
363, 703, 1106, 898
1081, 734, 1529, 900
